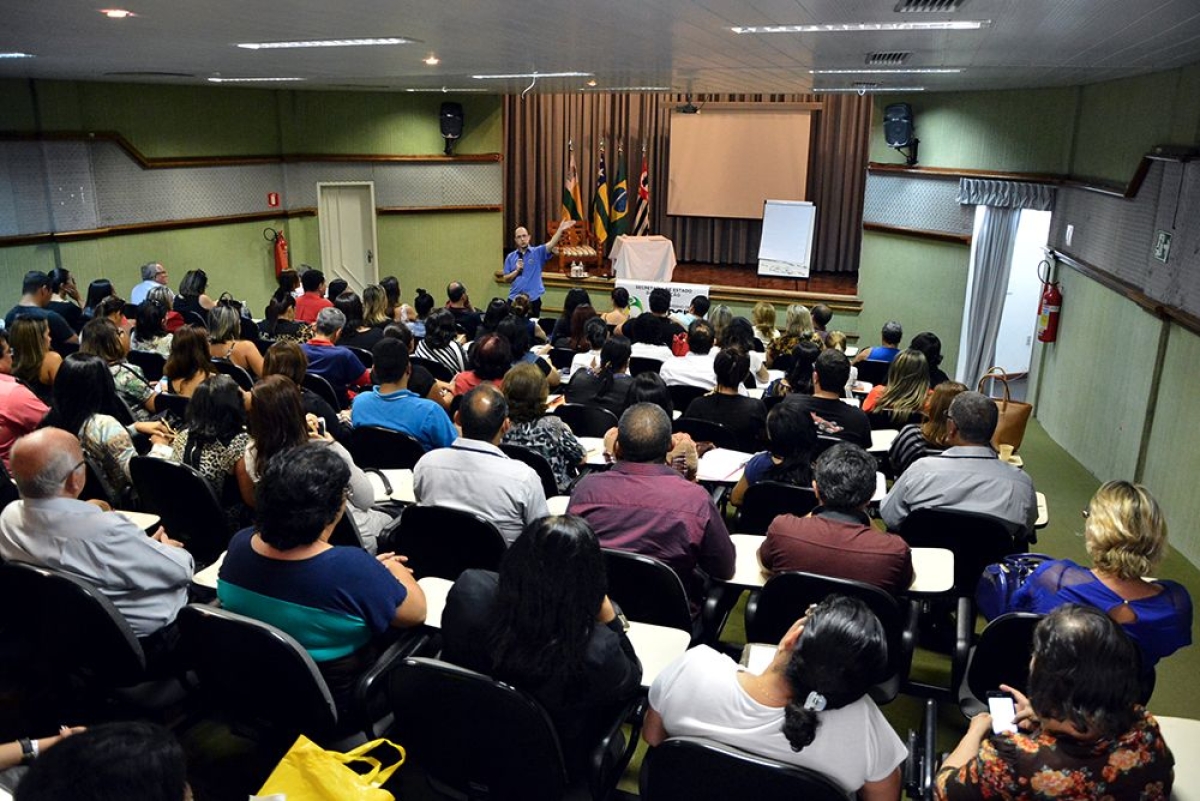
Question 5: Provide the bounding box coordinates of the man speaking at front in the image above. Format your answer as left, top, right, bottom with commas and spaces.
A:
503, 220, 575, 318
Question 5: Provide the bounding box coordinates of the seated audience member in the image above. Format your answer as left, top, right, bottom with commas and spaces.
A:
767, 303, 820, 372
414, 308, 468, 375
381, 323, 454, 410
208, 304, 264, 379
445, 281, 482, 340
645, 595, 906, 799
218, 443, 425, 711
760, 443, 913, 594
910, 331, 950, 386
684, 348, 767, 452
326, 279, 348, 305
80, 317, 158, 422
131, 261, 173, 305
888, 381, 967, 477
350, 338, 456, 452
853, 320, 903, 365
262, 340, 348, 443
811, 303, 833, 343
477, 298, 511, 340
300, 308, 371, 404
568, 316, 608, 378
861, 348, 930, 424
9, 316, 61, 406
751, 301, 778, 347
554, 303, 599, 352
47, 268, 83, 333
601, 286, 631, 327
441, 515, 641, 775
147, 285, 184, 333
129, 298, 173, 357
170, 374, 251, 520
825, 331, 857, 394
4, 271, 78, 350
509, 292, 545, 344
93, 295, 131, 336
569, 403, 734, 605
334, 290, 384, 351
246, 375, 391, 553
379, 275, 412, 324
453, 332, 512, 396
16, 722, 190, 801
495, 313, 557, 388
274, 268, 300, 301
549, 288, 592, 345
82, 278, 116, 322
502, 362, 585, 493
708, 304, 733, 346
600, 372, 699, 482
936, 605, 1175, 799
566, 335, 634, 419
258, 293, 311, 344
1012, 481, 1192, 675
670, 294, 710, 330
0, 429, 192, 652
0, 331, 48, 469
43, 354, 169, 503
0, 725, 84, 792
722, 317, 770, 385
361, 284, 392, 330
413, 384, 549, 544
172, 269, 216, 321
407, 288, 434, 338
730, 402, 818, 507
764, 340, 821, 400
881, 391, 1037, 541
659, 319, 717, 389
782, 349, 871, 448
160, 325, 215, 398
617, 287, 684, 347
294, 268, 333, 324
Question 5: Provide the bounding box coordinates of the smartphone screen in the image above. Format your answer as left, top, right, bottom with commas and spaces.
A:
315, 418, 326, 437
987, 692, 1018, 734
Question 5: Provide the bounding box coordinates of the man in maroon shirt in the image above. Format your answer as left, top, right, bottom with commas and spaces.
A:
759, 442, 912, 595
568, 403, 735, 608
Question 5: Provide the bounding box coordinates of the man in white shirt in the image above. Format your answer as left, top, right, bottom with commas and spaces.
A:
130, 261, 173, 305
413, 384, 549, 544
659, 320, 717, 389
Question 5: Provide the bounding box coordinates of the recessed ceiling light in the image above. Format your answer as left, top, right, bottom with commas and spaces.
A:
813, 86, 926, 92
237, 37, 413, 50
586, 79, 597, 87
99, 8, 136, 18
404, 87, 488, 93
424, 55, 440, 65
732, 20, 987, 33
0, 52, 35, 59
810, 68, 961, 74
471, 71, 592, 79
207, 77, 306, 83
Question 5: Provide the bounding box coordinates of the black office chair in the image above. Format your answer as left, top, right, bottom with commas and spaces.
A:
127, 349, 166, 383
129, 456, 232, 567
303, 372, 342, 411
668, 384, 708, 413
82, 458, 128, 509
602, 549, 693, 634
153, 392, 190, 423
348, 426, 426, 470
345, 345, 374, 369
640, 737, 852, 801
554, 403, 618, 438
866, 409, 923, 430
957, 612, 1042, 718
744, 571, 917, 705
499, 443, 560, 498
855, 359, 891, 386
410, 356, 454, 383
184, 310, 209, 328
329, 509, 366, 549
385, 657, 639, 801
548, 347, 577, 371
122, 302, 139, 320
211, 358, 255, 391
734, 481, 818, 535
673, 417, 740, 451
392, 505, 506, 581
629, 356, 663, 376
811, 434, 845, 461
0, 460, 19, 512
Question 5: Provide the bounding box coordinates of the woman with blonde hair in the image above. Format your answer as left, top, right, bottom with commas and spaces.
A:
361, 284, 391, 329
751, 301, 778, 345
9, 316, 61, 405
208, 304, 264, 378
766, 303, 818, 370
861, 348, 929, 425
1013, 480, 1192, 678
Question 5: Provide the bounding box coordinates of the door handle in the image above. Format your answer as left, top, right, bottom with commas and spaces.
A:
367, 249, 374, 264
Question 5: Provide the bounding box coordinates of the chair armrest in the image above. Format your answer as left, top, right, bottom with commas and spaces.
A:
900, 597, 920, 682
950, 595, 975, 697
588, 694, 646, 800
353, 628, 436, 738
903, 697, 938, 801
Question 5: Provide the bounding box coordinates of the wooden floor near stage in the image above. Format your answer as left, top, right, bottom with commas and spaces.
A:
667, 263, 858, 296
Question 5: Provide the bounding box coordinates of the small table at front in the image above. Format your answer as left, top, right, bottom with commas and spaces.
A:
415, 576, 689, 688
609, 235, 677, 282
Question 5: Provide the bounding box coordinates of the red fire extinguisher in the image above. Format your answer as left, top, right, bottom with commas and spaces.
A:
265, 228, 290, 278
1036, 260, 1061, 343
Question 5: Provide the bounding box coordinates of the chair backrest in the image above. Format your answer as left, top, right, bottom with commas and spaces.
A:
154, 392, 190, 421
640, 737, 851, 801
122, 302, 139, 320
345, 345, 374, 369
410, 356, 454, 382
329, 508, 365, 549
629, 356, 664, 376
959, 612, 1042, 716
0, 460, 19, 512
82, 458, 124, 509
177, 604, 340, 740
553, 402, 619, 438
185, 310, 209, 329
548, 347, 577, 370
348, 425, 426, 470
866, 409, 923, 430
302, 372, 342, 410
127, 349, 166, 383
668, 384, 708, 413
735, 481, 818, 535
856, 359, 891, 386
393, 505, 506, 580
211, 358, 255, 391
385, 657, 569, 801
129, 456, 231, 567
900, 509, 1022, 595
0, 561, 146, 684
499, 443, 559, 498
602, 549, 693, 633
673, 417, 740, 451
744, 571, 912, 704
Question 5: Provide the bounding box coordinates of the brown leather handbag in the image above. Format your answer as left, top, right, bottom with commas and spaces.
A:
977, 367, 1032, 453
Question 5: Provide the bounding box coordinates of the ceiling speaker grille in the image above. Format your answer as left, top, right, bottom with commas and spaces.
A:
894, 0, 965, 11
867, 52, 911, 66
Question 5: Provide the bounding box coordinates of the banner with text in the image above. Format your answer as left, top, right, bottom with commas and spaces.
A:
615, 279, 710, 318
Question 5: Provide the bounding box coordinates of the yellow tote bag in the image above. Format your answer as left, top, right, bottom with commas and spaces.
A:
256, 734, 405, 800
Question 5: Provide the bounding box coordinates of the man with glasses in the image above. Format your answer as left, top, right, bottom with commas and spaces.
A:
0, 429, 193, 662
130, 261, 173, 305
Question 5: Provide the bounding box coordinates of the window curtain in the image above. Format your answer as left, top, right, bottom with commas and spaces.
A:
955, 179, 1055, 386
502, 92, 871, 273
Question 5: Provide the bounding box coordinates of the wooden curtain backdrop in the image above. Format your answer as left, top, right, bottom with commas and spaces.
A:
502, 92, 872, 273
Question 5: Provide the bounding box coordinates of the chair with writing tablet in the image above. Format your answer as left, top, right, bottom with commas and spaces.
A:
673, 417, 740, 451
129, 456, 231, 568
302, 372, 342, 411
410, 356, 455, 383
629, 356, 663, 377
211, 358, 255, 391
855, 359, 891, 386
499, 443, 560, 499
349, 426, 426, 471
554, 403, 618, 438
602, 549, 693, 635
956, 611, 1041, 719
667, 384, 708, 413
734, 481, 818, 536
548, 347, 577, 371
392, 505, 505, 581
127, 349, 166, 383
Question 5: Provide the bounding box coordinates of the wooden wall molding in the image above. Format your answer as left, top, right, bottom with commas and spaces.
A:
0, 209, 316, 246
378, 205, 502, 215
1052, 248, 1200, 337
863, 222, 971, 245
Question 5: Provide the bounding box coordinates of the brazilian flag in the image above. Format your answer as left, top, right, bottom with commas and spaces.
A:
609, 148, 629, 237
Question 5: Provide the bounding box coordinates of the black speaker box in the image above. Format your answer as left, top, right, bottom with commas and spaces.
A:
883, 103, 914, 147
440, 102, 464, 139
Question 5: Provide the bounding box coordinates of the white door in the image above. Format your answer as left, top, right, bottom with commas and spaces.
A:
317, 182, 379, 294
992, 210, 1052, 375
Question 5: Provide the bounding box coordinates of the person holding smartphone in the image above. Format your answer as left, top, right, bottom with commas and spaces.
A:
936, 604, 1175, 799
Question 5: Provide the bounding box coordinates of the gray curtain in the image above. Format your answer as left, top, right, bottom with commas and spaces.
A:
957, 206, 1022, 387
957, 178, 1054, 211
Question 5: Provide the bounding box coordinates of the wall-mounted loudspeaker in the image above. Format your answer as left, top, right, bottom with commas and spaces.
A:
883, 103, 914, 147
440, 102, 464, 155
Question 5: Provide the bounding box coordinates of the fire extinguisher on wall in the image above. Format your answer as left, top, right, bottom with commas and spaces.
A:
1036, 259, 1062, 343
265, 228, 290, 278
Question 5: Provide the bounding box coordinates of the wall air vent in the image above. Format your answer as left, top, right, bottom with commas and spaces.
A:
894, 0, 965, 11
866, 52, 910, 66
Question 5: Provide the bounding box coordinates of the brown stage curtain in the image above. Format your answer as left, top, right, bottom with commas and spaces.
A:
502, 92, 871, 273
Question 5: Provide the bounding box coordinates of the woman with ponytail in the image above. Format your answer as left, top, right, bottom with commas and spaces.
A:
644, 595, 906, 799
564, 335, 632, 419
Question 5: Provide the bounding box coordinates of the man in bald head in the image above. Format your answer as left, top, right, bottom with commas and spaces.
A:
502, 220, 576, 318
0, 429, 194, 649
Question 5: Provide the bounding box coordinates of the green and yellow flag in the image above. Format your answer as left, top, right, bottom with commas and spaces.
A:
561, 142, 584, 221
609, 145, 629, 237
592, 143, 610, 246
